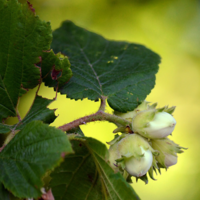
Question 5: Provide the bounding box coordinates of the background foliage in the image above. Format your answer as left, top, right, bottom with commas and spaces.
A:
7, 0, 200, 199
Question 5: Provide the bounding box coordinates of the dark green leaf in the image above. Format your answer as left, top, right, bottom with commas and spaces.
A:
0, 121, 73, 198
66, 126, 84, 136
17, 95, 56, 130
136, 174, 148, 184
51, 21, 160, 112
50, 137, 140, 200
0, 0, 52, 120
0, 182, 10, 200
41, 50, 72, 89
0, 123, 12, 134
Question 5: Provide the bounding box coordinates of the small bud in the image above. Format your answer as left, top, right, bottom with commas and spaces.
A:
132, 110, 176, 139
151, 138, 186, 168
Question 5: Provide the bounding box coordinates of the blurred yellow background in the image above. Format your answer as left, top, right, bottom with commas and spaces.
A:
14, 0, 200, 199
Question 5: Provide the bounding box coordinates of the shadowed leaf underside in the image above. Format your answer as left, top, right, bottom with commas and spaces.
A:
50, 137, 140, 200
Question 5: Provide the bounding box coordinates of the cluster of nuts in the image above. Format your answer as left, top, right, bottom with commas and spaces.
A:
108, 101, 186, 182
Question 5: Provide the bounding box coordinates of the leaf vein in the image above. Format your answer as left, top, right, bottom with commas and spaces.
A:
61, 153, 90, 200
70, 33, 103, 95
94, 154, 121, 200
84, 166, 98, 200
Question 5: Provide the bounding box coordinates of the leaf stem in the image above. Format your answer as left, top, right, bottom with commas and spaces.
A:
58, 110, 131, 132
16, 110, 22, 122
98, 96, 107, 111
0, 144, 5, 152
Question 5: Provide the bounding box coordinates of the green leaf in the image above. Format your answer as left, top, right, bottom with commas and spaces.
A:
41, 50, 72, 89
0, 121, 73, 198
136, 174, 148, 184
0, 0, 52, 120
0, 123, 12, 134
0, 182, 10, 200
51, 21, 160, 112
66, 126, 84, 136
17, 95, 56, 130
50, 137, 140, 200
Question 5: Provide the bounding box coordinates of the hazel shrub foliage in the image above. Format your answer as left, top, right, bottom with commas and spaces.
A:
0, 0, 186, 199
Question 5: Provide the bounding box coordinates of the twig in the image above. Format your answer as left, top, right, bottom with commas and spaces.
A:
16, 110, 22, 122
58, 110, 131, 132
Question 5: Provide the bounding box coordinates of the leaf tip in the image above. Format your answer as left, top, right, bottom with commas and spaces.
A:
61, 152, 66, 158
